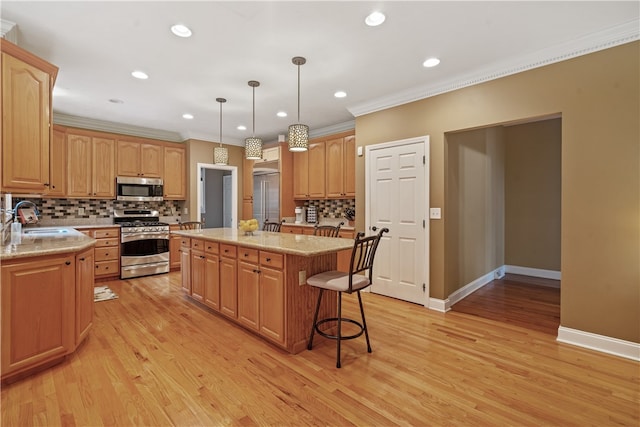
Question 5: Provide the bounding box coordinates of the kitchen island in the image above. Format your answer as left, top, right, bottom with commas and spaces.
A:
1, 227, 96, 383
171, 228, 354, 353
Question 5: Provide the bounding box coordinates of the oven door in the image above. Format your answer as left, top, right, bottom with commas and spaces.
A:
121, 232, 170, 267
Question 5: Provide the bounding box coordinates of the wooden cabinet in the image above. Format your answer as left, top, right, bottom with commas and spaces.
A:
84, 227, 119, 279
203, 242, 220, 311
75, 247, 95, 346
190, 240, 206, 303
326, 135, 355, 198
236, 247, 285, 345
280, 224, 314, 235
293, 141, 325, 199
180, 238, 191, 294
117, 140, 163, 178
242, 157, 254, 219
169, 225, 181, 270
1, 253, 75, 380
219, 244, 238, 319
163, 146, 186, 199
280, 225, 354, 273
1, 39, 58, 193
67, 133, 116, 198
48, 126, 67, 197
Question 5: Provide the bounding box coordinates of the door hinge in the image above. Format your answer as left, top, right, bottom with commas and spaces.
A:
422, 283, 426, 292
423, 219, 425, 228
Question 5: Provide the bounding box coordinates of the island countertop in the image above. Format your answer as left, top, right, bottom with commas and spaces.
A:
172, 228, 354, 256
1, 227, 96, 261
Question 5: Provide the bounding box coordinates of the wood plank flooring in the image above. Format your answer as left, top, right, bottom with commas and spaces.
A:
451, 274, 561, 335
2, 272, 638, 426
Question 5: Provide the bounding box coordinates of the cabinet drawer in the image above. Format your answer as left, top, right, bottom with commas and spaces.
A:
95, 229, 119, 239
95, 260, 119, 276
95, 247, 118, 261
260, 251, 283, 270
78, 229, 93, 237
95, 238, 119, 248
191, 239, 204, 250
280, 225, 301, 234
205, 241, 219, 254
181, 237, 191, 247
220, 244, 237, 258
239, 247, 259, 263
338, 230, 355, 239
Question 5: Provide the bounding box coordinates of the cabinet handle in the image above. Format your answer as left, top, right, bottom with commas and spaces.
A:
79, 257, 85, 261
65, 261, 71, 265
244, 253, 249, 257
44, 182, 50, 186
266, 257, 271, 262
224, 249, 229, 253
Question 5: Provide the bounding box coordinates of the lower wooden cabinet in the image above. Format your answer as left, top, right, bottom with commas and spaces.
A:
180, 238, 191, 294
203, 242, 220, 311
1, 247, 95, 382
77, 226, 119, 280
169, 225, 181, 270
219, 244, 238, 319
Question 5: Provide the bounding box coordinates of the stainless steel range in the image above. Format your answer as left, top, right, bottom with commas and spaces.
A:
114, 209, 170, 279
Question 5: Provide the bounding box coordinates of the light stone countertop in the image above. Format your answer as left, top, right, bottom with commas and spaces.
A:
1, 227, 96, 261
172, 227, 354, 257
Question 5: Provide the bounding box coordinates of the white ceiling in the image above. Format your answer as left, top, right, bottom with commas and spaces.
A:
2, 1, 638, 145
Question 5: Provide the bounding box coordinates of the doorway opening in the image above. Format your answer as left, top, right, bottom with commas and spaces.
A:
197, 163, 238, 229
445, 116, 561, 334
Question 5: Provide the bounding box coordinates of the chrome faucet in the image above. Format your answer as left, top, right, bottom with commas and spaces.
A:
12, 200, 40, 224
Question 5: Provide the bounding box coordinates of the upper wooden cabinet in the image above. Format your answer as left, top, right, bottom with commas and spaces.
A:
116, 140, 163, 178
163, 146, 186, 199
242, 156, 254, 219
293, 141, 325, 199
48, 126, 67, 197
325, 135, 355, 198
67, 133, 116, 198
1, 39, 58, 193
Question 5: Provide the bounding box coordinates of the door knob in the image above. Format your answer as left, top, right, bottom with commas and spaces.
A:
371, 226, 378, 231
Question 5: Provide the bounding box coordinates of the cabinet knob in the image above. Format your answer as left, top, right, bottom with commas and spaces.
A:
79, 257, 85, 261
266, 257, 271, 262
244, 253, 249, 257
65, 261, 71, 265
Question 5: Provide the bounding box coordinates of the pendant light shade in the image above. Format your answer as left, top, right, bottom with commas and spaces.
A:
214, 97, 229, 165
245, 80, 263, 160
288, 56, 309, 152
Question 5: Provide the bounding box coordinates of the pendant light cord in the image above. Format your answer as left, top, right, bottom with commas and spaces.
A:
297, 63, 301, 123
252, 85, 256, 137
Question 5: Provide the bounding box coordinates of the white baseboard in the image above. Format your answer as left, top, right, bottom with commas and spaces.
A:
505, 265, 561, 282
429, 267, 504, 312
428, 298, 449, 312
557, 326, 640, 361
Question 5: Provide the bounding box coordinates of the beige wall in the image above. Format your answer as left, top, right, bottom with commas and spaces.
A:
355, 42, 639, 343
505, 119, 561, 271
185, 140, 244, 221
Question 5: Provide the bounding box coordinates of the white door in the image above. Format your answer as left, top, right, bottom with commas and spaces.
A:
366, 136, 429, 305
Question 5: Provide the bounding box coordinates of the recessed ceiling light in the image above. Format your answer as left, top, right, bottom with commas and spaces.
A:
171, 24, 192, 38
109, 98, 124, 104
277, 111, 287, 118
182, 113, 194, 119
237, 125, 247, 131
423, 57, 441, 68
131, 70, 149, 80
365, 11, 386, 27
334, 91, 347, 98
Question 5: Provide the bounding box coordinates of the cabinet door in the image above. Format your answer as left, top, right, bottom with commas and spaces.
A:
259, 266, 285, 344
164, 146, 186, 199
325, 137, 345, 198
191, 250, 206, 302
343, 135, 356, 197
1, 255, 75, 377
76, 248, 95, 346
92, 137, 115, 198
1, 53, 51, 192
242, 199, 253, 221
238, 261, 260, 331
180, 247, 191, 293
169, 234, 181, 269
141, 144, 163, 177
292, 151, 309, 198
67, 134, 92, 197
204, 253, 220, 311
219, 257, 238, 319
308, 142, 326, 198
48, 127, 67, 197
116, 140, 140, 177
242, 157, 254, 201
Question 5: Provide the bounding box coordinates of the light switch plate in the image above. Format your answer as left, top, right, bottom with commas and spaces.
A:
357, 146, 363, 157
429, 208, 441, 219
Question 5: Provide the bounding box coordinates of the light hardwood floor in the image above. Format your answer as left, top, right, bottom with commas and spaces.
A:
2, 272, 638, 426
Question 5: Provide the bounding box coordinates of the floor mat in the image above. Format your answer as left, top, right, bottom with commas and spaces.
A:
94, 286, 118, 302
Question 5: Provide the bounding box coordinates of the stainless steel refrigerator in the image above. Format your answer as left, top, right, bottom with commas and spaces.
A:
252, 169, 280, 230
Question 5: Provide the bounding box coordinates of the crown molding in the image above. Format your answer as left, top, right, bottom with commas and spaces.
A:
1, 19, 18, 44
53, 112, 183, 142
348, 19, 640, 117
309, 120, 355, 139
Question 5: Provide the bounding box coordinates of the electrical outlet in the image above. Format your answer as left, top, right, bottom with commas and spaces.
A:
298, 270, 307, 286
429, 208, 441, 219
184, 207, 189, 214
494, 267, 505, 279
78, 207, 85, 215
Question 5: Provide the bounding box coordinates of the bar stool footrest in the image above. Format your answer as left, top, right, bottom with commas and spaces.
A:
315, 317, 365, 341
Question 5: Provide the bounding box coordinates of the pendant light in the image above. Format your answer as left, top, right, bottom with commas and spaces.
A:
245, 80, 263, 160
214, 97, 229, 165
288, 56, 309, 152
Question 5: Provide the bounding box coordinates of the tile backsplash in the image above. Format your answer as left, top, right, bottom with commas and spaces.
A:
303, 199, 355, 220
13, 198, 183, 222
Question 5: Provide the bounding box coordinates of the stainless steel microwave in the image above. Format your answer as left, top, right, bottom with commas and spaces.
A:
116, 176, 164, 201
